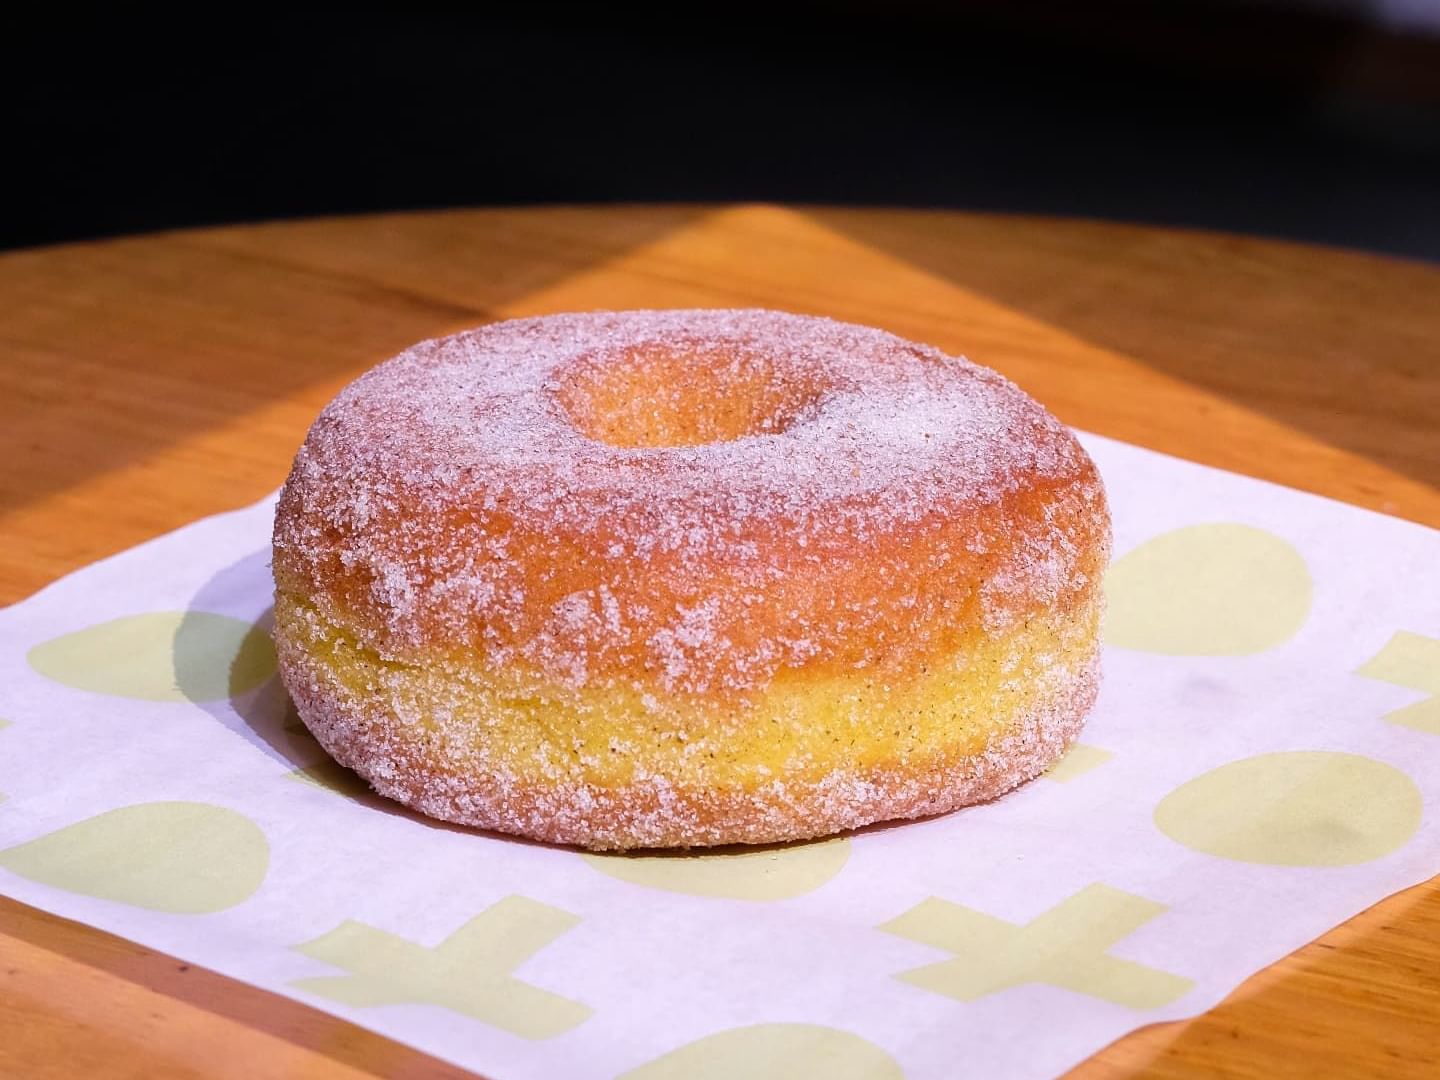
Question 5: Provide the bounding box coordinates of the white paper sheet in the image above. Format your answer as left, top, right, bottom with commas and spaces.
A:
2, 432, 1437, 1080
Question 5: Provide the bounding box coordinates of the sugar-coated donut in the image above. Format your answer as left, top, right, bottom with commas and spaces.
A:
272, 310, 1111, 850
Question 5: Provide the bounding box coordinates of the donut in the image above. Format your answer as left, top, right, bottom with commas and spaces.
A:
272, 309, 1110, 850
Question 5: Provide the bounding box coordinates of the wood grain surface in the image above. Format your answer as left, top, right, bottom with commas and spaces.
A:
1, 205, 1437, 1078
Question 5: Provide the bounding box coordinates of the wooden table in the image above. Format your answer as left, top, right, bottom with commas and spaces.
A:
2, 205, 1437, 1078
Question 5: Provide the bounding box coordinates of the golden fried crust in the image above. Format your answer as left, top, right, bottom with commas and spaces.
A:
275, 593, 1100, 850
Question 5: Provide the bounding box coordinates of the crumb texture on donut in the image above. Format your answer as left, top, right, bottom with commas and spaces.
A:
276, 588, 1099, 849
273, 309, 1111, 848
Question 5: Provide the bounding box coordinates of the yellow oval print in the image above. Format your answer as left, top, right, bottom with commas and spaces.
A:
0, 801, 270, 912
619, 1023, 904, 1080
28, 612, 276, 702
1155, 752, 1421, 866
1105, 524, 1312, 655
583, 837, 850, 900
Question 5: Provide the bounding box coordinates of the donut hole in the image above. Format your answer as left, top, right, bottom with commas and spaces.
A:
555, 343, 828, 448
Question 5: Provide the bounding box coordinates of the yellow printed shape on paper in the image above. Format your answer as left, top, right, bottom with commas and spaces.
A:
1105, 524, 1312, 655
1155, 751, 1421, 866
583, 837, 850, 900
619, 1023, 904, 1080
1044, 743, 1114, 783
880, 884, 1193, 1009
286, 759, 372, 799
1356, 631, 1440, 735
0, 801, 269, 913
291, 895, 592, 1039
27, 612, 276, 702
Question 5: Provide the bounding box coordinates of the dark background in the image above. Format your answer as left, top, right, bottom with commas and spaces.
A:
5, 2, 1439, 259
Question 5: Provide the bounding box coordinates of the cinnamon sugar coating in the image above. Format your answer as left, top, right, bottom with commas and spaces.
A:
272, 310, 1111, 848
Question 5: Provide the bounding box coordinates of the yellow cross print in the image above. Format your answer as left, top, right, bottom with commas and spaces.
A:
291, 895, 593, 1039
1357, 631, 1440, 735
880, 883, 1193, 1009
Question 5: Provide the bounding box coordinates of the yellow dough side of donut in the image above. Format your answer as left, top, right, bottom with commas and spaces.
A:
274, 586, 1099, 800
